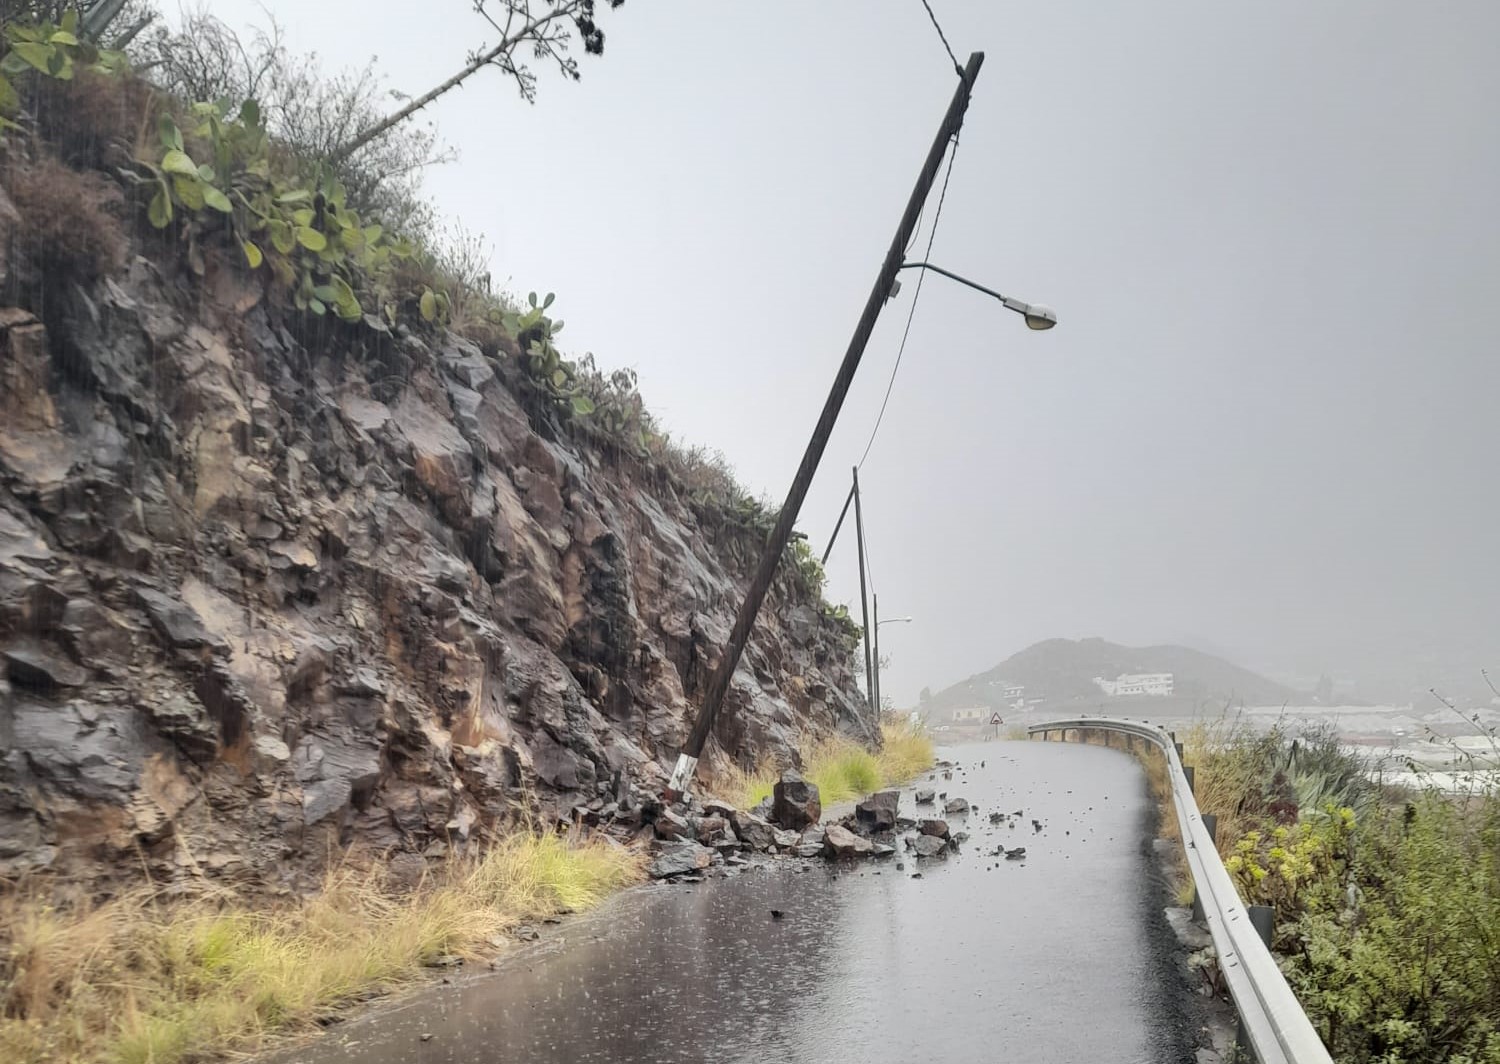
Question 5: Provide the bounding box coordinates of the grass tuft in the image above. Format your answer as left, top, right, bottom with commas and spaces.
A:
720, 721, 935, 810
0, 832, 644, 1064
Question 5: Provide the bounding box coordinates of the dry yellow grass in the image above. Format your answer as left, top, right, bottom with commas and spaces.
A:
720, 721, 936, 810
0, 831, 644, 1064
1125, 722, 1250, 904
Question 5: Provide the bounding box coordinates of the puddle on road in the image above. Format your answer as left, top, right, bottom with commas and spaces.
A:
267, 741, 1191, 1064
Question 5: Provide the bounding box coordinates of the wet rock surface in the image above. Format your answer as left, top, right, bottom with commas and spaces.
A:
0, 264, 870, 887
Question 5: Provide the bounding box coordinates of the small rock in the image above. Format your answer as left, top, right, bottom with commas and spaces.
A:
3, 641, 87, 690
513, 925, 540, 941
425, 954, 463, 968
730, 810, 778, 851
943, 797, 970, 815
693, 815, 733, 845
919, 818, 950, 839
131, 586, 219, 650
913, 834, 947, 858
653, 808, 694, 841
914, 789, 936, 805
649, 842, 714, 879
251, 733, 291, 771
822, 823, 873, 858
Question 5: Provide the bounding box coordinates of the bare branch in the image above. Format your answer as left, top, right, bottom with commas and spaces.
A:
329, 0, 620, 163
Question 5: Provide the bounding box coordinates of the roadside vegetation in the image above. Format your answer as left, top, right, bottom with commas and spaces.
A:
0, 833, 644, 1064
1144, 715, 1500, 1064
721, 719, 936, 810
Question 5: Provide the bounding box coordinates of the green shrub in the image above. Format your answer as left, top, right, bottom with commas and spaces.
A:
1194, 721, 1500, 1064
1285, 795, 1500, 1064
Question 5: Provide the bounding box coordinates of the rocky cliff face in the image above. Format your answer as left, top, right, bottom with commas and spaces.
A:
0, 230, 869, 888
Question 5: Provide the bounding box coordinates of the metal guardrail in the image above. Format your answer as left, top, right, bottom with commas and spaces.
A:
1029, 717, 1334, 1064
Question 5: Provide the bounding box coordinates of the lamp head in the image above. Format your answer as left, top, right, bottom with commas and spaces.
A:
1023, 304, 1058, 331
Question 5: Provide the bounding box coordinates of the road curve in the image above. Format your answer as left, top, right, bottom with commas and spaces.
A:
267, 740, 1199, 1064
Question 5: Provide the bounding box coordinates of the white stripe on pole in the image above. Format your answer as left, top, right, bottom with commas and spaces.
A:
667, 753, 698, 799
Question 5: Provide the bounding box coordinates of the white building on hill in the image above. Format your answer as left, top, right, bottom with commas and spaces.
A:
987, 680, 1025, 700
1093, 673, 1175, 697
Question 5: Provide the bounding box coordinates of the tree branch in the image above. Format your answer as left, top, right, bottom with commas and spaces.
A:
328, 4, 579, 164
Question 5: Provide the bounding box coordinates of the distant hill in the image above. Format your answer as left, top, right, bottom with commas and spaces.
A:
924, 637, 1302, 712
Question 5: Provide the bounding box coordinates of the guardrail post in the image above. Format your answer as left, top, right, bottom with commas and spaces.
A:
1248, 905, 1274, 948
1235, 905, 1278, 1060
1183, 765, 1195, 793
1174, 741, 1184, 760
1189, 811, 1219, 922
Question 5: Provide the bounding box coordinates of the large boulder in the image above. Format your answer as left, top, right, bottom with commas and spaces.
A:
822, 823, 873, 859
919, 818, 950, 839
854, 790, 900, 834
772, 771, 821, 830
648, 841, 714, 879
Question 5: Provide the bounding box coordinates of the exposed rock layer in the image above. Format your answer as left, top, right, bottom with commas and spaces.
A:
0, 233, 869, 888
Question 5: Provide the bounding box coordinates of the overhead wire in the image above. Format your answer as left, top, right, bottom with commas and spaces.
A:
855, 135, 960, 471
822, 0, 967, 568
919, 0, 964, 78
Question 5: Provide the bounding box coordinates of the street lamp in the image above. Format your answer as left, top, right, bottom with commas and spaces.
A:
878, 616, 914, 627
896, 261, 1057, 330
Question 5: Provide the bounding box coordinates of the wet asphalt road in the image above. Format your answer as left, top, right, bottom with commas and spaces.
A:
269, 740, 1195, 1064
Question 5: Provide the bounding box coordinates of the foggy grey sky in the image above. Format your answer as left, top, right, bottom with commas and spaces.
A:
200, 1, 1499, 704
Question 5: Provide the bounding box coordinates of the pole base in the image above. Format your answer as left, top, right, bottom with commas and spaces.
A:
663, 752, 698, 803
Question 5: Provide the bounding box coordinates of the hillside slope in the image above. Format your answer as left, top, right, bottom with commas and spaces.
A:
0, 167, 867, 891
927, 637, 1300, 711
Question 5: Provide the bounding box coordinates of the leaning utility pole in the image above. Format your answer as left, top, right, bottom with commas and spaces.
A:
852, 468, 875, 713
666, 52, 986, 798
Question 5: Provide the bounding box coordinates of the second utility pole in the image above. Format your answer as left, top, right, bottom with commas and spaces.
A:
852, 467, 875, 713
666, 51, 986, 799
